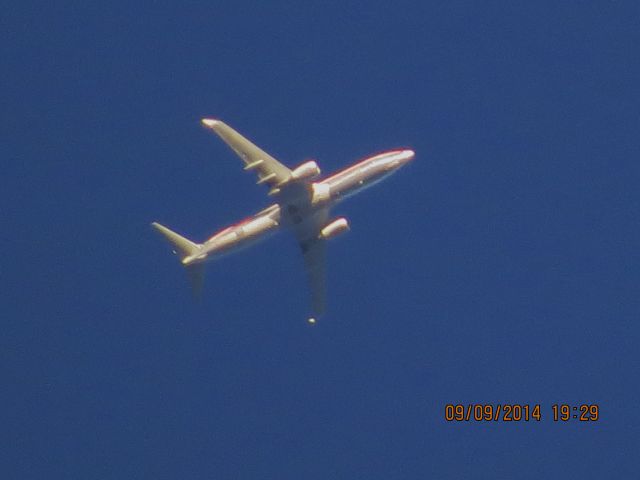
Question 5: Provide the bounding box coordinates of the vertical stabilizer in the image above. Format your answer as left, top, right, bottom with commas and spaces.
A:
186, 264, 205, 298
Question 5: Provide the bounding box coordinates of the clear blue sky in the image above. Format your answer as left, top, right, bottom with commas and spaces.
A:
3, 1, 639, 478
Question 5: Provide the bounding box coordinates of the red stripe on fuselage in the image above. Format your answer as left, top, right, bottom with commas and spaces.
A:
321, 149, 411, 183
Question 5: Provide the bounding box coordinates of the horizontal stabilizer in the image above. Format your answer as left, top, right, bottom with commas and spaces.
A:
151, 222, 201, 260
152, 223, 206, 296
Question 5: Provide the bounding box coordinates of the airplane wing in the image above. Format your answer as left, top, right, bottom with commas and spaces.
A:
294, 209, 330, 321
201, 119, 292, 191
299, 238, 326, 320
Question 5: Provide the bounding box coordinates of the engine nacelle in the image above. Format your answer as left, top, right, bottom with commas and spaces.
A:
319, 217, 350, 240
291, 160, 321, 181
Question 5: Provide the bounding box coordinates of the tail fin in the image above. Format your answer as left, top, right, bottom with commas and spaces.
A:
151, 222, 205, 297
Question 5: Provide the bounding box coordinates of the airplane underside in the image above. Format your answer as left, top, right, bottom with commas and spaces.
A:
152, 118, 414, 323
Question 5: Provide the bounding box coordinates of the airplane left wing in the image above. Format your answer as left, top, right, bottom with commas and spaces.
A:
201, 119, 292, 192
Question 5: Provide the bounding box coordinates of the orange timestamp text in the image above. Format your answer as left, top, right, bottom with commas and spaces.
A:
444, 404, 600, 422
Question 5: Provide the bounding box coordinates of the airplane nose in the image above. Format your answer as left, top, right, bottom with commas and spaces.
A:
385, 149, 415, 170
398, 149, 415, 164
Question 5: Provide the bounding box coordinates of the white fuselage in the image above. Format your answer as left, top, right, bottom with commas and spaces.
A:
187, 149, 414, 264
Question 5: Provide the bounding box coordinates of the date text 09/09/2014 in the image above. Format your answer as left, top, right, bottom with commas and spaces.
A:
444, 404, 599, 422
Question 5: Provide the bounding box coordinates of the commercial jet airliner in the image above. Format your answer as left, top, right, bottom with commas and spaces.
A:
152, 119, 414, 323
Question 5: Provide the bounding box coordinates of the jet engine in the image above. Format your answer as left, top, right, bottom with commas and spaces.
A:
319, 217, 350, 240
291, 160, 321, 181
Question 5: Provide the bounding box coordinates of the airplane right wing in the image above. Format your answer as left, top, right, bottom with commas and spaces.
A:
293, 208, 331, 321
299, 237, 327, 320
201, 119, 292, 192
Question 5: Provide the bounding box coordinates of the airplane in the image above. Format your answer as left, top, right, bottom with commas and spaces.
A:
152, 119, 414, 324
